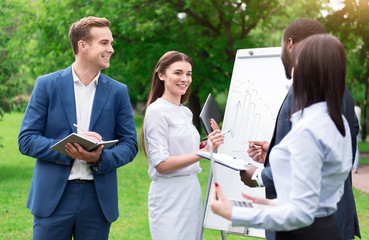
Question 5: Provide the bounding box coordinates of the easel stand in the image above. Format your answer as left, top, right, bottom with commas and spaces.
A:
198, 164, 227, 240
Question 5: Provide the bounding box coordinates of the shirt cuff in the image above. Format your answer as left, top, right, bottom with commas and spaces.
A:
251, 168, 264, 187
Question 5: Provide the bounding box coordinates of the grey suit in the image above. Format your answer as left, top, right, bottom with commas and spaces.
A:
262, 87, 360, 240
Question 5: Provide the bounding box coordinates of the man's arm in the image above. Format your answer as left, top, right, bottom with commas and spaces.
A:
18, 76, 72, 165
239, 141, 269, 187
260, 166, 277, 199
91, 84, 138, 174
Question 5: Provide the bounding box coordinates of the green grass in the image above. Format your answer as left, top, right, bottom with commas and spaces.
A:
358, 140, 369, 152
0, 112, 368, 239
358, 141, 369, 166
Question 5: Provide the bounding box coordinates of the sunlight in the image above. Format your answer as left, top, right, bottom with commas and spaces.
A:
321, 0, 345, 17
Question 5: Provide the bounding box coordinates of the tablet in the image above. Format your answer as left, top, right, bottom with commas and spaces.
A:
199, 93, 222, 135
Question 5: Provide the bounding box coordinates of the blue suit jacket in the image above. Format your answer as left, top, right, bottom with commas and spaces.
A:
18, 66, 138, 223
262, 87, 360, 240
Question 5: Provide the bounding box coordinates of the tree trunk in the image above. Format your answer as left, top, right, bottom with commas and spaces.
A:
189, 93, 202, 134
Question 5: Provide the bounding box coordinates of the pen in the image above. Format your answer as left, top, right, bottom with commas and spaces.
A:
202, 130, 231, 141
221, 130, 231, 135
73, 123, 87, 133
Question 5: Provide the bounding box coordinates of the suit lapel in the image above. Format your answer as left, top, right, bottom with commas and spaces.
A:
89, 74, 111, 130
57, 66, 77, 131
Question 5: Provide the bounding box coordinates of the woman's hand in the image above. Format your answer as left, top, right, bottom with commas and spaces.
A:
201, 129, 224, 152
241, 192, 274, 206
210, 118, 220, 131
209, 183, 232, 220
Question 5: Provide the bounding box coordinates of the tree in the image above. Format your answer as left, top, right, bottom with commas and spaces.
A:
108, 0, 285, 130
0, 0, 24, 118
10, 0, 332, 132
322, 0, 369, 140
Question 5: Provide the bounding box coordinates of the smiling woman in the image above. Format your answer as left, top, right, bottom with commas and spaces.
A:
158, 61, 192, 105
140, 51, 225, 240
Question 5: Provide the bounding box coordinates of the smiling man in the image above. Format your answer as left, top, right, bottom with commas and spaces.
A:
18, 16, 138, 240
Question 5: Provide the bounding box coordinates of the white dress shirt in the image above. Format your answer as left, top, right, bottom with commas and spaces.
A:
231, 102, 352, 231
144, 98, 202, 180
68, 64, 100, 180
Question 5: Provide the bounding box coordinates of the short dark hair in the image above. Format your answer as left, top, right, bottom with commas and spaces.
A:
69, 16, 111, 55
292, 34, 346, 136
283, 18, 326, 44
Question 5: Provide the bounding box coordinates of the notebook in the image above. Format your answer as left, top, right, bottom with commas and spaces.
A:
50, 133, 118, 158
199, 93, 222, 135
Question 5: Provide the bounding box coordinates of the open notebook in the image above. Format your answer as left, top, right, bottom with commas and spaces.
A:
51, 133, 118, 158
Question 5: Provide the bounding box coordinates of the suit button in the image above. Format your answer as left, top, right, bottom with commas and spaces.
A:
67, 167, 71, 170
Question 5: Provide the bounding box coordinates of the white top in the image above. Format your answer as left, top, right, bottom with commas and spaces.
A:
68, 64, 100, 180
232, 102, 352, 231
144, 98, 202, 180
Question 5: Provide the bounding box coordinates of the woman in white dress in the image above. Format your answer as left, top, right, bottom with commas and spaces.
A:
141, 51, 224, 240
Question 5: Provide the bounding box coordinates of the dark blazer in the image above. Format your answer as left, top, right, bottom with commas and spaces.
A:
18, 66, 138, 223
262, 87, 360, 240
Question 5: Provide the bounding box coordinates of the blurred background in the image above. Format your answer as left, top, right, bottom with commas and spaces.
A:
1, 1, 369, 239
1, 0, 369, 137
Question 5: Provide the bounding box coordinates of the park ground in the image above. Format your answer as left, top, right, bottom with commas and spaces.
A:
0, 112, 368, 239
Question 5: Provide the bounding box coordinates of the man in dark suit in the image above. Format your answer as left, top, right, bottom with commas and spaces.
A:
18, 16, 138, 240
241, 18, 360, 240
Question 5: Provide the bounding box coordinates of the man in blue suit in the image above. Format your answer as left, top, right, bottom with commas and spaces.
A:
240, 18, 360, 240
18, 16, 138, 240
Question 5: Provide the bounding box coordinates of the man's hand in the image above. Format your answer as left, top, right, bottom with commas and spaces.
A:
239, 164, 258, 187
65, 143, 103, 163
247, 141, 269, 164
81, 131, 102, 142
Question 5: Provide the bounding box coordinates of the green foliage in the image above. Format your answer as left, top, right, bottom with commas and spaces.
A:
8, 0, 288, 104
321, 0, 369, 138
0, 1, 22, 118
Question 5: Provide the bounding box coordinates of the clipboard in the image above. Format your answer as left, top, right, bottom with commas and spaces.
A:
199, 93, 222, 135
197, 151, 248, 171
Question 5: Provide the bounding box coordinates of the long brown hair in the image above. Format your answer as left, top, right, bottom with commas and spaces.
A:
140, 51, 194, 156
292, 34, 346, 136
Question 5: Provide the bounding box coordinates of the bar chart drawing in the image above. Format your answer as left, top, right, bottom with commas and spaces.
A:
202, 47, 290, 239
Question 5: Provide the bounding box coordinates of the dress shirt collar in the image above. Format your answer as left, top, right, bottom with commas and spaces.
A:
290, 101, 327, 125
72, 63, 100, 87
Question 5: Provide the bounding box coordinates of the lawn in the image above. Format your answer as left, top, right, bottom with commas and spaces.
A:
358, 141, 369, 166
0, 112, 368, 239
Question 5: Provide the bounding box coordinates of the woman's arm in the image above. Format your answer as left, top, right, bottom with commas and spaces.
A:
156, 129, 224, 173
